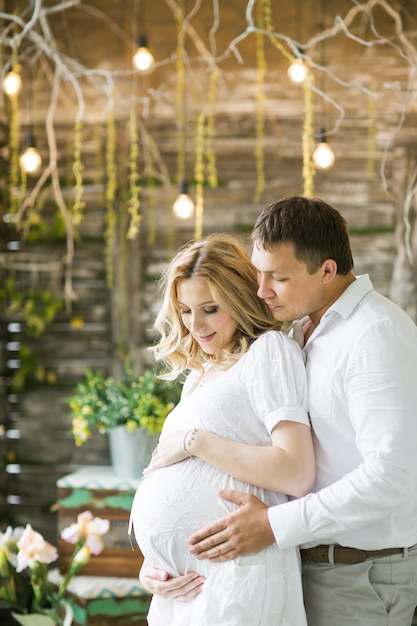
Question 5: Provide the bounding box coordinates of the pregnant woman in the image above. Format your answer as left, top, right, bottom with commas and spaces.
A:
130, 233, 315, 625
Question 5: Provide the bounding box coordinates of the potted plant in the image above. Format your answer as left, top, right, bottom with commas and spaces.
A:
65, 363, 182, 478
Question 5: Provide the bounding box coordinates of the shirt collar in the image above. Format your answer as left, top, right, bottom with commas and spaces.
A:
289, 275, 374, 348
327, 274, 373, 320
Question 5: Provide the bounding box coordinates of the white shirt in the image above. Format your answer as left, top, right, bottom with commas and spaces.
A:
269, 275, 417, 550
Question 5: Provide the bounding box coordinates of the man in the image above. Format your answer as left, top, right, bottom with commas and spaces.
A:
139, 196, 417, 625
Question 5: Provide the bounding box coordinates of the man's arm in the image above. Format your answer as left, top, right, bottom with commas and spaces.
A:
188, 490, 275, 561
139, 559, 205, 601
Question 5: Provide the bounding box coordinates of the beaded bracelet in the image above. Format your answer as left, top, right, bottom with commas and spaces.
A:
183, 427, 197, 458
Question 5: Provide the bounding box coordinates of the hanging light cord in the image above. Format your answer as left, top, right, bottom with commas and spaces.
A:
177, 0, 188, 185
320, 0, 326, 127
296, 0, 302, 47
29, 63, 35, 136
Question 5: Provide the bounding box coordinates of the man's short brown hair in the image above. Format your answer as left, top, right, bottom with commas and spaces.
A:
251, 196, 354, 275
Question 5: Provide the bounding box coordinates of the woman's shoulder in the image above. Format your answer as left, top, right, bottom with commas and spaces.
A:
252, 329, 301, 349
250, 330, 305, 362
182, 368, 200, 393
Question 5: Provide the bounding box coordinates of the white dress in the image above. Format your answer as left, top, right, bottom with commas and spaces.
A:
130, 331, 310, 625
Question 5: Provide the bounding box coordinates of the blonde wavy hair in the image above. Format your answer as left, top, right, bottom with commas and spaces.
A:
150, 233, 282, 380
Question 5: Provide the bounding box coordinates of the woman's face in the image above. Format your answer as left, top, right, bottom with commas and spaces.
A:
177, 277, 238, 360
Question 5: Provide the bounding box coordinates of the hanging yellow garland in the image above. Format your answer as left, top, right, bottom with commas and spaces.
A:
127, 108, 142, 239
205, 67, 218, 188
104, 104, 117, 289
194, 113, 205, 240
72, 117, 85, 225
146, 157, 157, 245
94, 123, 105, 189
19, 163, 27, 208
263, 0, 293, 64
117, 174, 129, 356
263, 0, 314, 196
7, 59, 21, 214
192, 68, 219, 238
302, 77, 315, 197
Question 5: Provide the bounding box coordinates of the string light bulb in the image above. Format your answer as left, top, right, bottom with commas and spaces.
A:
132, 35, 154, 71
172, 180, 194, 219
20, 133, 42, 174
2, 68, 22, 96
313, 128, 335, 170
287, 57, 307, 83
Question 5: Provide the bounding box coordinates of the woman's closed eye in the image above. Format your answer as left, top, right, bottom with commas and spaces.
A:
180, 305, 219, 316
203, 306, 219, 314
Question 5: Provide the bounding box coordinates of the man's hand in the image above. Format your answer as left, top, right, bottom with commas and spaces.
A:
139, 559, 205, 601
188, 490, 275, 562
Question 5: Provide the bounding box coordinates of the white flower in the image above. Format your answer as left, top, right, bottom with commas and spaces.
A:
0, 525, 25, 568
61, 510, 110, 555
16, 524, 58, 572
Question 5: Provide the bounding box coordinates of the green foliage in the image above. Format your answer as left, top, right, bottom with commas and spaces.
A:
9, 345, 38, 392
0, 278, 62, 390
66, 363, 182, 446
0, 278, 63, 338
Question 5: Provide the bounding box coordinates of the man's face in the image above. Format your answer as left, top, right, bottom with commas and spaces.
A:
251, 241, 326, 323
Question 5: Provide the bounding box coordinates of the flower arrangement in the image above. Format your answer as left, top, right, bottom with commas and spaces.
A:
66, 363, 182, 446
0, 510, 109, 626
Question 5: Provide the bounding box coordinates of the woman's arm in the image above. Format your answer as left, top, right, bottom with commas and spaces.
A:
192, 421, 314, 497
144, 421, 315, 498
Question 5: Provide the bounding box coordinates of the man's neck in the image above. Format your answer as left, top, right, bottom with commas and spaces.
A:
308, 272, 356, 332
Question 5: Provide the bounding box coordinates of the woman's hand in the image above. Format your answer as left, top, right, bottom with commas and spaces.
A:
139, 559, 205, 601
143, 431, 188, 473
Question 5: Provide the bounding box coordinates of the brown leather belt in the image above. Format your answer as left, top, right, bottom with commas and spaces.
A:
300, 544, 404, 565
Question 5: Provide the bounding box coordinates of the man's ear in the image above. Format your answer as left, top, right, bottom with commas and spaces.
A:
322, 259, 338, 283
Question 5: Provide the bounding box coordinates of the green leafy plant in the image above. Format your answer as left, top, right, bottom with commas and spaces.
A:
66, 363, 182, 446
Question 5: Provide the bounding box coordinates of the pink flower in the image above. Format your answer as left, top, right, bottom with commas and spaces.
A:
61, 511, 109, 555
16, 524, 58, 572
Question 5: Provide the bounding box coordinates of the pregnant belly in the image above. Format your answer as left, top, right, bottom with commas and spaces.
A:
130, 459, 239, 576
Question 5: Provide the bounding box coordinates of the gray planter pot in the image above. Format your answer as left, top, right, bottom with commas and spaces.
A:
108, 425, 159, 479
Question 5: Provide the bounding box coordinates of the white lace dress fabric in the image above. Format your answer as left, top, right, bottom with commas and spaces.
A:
130, 331, 309, 625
